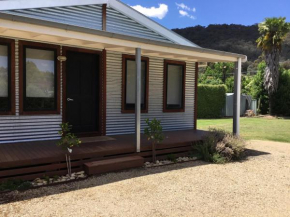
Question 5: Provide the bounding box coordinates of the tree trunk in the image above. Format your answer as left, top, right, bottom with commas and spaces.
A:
268, 93, 274, 115
65, 154, 71, 177
223, 70, 226, 83
152, 142, 156, 163
264, 48, 280, 115
258, 97, 261, 114
264, 48, 280, 94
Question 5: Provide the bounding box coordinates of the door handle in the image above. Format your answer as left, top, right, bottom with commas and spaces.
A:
67, 98, 74, 102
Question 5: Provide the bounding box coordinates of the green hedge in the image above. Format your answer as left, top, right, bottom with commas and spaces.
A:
272, 69, 290, 116
197, 84, 226, 118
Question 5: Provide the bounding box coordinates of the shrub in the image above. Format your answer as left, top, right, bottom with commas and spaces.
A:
167, 154, 177, 163
197, 85, 227, 118
212, 153, 227, 164
241, 75, 254, 95
225, 75, 254, 95
194, 141, 214, 162
188, 150, 202, 159
193, 128, 246, 164
250, 61, 269, 114
0, 179, 32, 191
193, 129, 225, 162
225, 76, 234, 93
216, 135, 246, 161
17, 181, 33, 191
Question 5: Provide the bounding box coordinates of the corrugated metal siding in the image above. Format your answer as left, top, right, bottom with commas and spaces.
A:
0, 39, 61, 144
1, 5, 173, 43
106, 7, 173, 43
0, 116, 62, 143
0, 39, 195, 143
15, 40, 19, 115
106, 51, 195, 135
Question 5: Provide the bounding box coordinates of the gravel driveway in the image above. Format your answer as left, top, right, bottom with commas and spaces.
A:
1, 140, 290, 217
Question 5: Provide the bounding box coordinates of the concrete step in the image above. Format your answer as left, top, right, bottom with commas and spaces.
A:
83, 156, 144, 175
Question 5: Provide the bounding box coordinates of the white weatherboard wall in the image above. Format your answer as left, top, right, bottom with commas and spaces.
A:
0, 40, 61, 143
106, 51, 195, 135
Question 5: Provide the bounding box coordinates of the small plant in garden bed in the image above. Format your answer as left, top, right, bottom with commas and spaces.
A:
57, 123, 81, 176
167, 154, 177, 163
188, 150, 203, 160
0, 172, 88, 192
193, 128, 246, 164
0, 179, 32, 192
144, 118, 164, 163
144, 155, 198, 167
57, 123, 81, 151
32, 171, 87, 187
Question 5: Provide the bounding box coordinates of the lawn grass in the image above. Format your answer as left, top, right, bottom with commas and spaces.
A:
198, 117, 290, 143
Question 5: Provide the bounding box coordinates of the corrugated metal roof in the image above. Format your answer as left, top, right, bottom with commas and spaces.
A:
1, 4, 173, 43
106, 6, 173, 43
2, 5, 103, 31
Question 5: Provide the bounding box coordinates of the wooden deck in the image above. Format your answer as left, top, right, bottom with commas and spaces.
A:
0, 130, 207, 181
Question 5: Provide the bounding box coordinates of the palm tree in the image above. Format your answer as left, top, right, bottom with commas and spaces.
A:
256, 17, 290, 114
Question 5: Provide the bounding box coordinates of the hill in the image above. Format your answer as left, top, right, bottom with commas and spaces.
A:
173, 24, 290, 62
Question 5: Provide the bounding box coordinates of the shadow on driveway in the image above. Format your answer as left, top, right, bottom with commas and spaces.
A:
0, 148, 270, 205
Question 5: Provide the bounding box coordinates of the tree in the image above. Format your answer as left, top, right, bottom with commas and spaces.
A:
199, 62, 235, 84
250, 62, 269, 114
256, 17, 290, 114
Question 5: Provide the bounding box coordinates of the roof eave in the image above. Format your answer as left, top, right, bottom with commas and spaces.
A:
0, 13, 247, 62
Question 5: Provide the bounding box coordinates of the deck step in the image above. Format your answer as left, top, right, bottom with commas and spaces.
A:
83, 156, 144, 175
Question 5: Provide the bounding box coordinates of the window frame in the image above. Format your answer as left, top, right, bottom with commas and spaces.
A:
163, 59, 186, 113
19, 41, 60, 115
0, 38, 15, 115
122, 54, 149, 113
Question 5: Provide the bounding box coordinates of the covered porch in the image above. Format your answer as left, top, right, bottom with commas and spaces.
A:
0, 129, 207, 181
0, 15, 247, 144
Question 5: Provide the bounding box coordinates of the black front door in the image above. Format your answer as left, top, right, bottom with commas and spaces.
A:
66, 51, 99, 133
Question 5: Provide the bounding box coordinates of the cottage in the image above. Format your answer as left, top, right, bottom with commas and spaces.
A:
0, 0, 246, 180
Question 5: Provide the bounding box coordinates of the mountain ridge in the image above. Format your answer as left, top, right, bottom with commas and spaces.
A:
173, 24, 290, 62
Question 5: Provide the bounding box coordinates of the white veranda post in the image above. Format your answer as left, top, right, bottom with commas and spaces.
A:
233, 57, 242, 135
135, 48, 141, 152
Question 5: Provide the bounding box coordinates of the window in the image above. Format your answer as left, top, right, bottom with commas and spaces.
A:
122, 55, 149, 113
0, 38, 14, 115
20, 41, 60, 114
163, 60, 186, 112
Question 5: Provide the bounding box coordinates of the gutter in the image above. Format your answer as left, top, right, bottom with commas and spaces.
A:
0, 13, 247, 62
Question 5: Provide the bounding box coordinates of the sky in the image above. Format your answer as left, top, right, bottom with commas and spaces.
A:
122, 0, 290, 29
